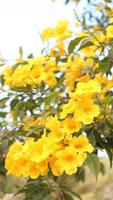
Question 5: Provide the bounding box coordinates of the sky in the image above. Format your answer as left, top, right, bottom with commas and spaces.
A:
0, 0, 86, 61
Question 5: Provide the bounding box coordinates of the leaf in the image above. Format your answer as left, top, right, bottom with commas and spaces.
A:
98, 57, 112, 74
19, 46, 23, 58
88, 131, 96, 146
78, 38, 94, 51
12, 63, 20, 70
1, 139, 9, 150
76, 168, 85, 182
12, 86, 31, 92
27, 53, 34, 59
63, 193, 73, 200
0, 112, 7, 118
60, 57, 67, 63
65, 0, 70, 4
61, 186, 82, 200
10, 98, 19, 110
105, 0, 112, 3
0, 97, 9, 108
106, 150, 113, 168
45, 91, 59, 104
13, 102, 24, 119
86, 153, 100, 179
100, 162, 106, 175
68, 36, 86, 54
104, 96, 113, 105
0, 75, 5, 86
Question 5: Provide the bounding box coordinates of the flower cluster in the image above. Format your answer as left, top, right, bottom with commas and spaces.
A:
5, 130, 93, 179
41, 20, 72, 42
4, 16, 113, 180
61, 79, 101, 125
4, 56, 58, 88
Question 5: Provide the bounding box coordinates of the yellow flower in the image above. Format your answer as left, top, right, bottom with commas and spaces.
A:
30, 160, 49, 179
91, 32, 106, 45
4, 56, 58, 88
5, 137, 50, 178
106, 25, 113, 38
50, 146, 78, 176
23, 117, 43, 131
69, 135, 94, 153
81, 46, 96, 57
5, 142, 30, 177
49, 42, 66, 56
60, 99, 76, 119
50, 146, 86, 176
101, 81, 113, 94
96, 6, 103, 11
62, 55, 84, 91
46, 72, 57, 87
27, 134, 58, 163
93, 25, 102, 31
4, 67, 13, 86
74, 98, 100, 125
46, 116, 65, 142
55, 20, 72, 41
41, 27, 55, 41
77, 74, 90, 82
62, 117, 82, 134
5, 130, 94, 178
41, 20, 72, 42
4, 64, 32, 87
75, 79, 101, 96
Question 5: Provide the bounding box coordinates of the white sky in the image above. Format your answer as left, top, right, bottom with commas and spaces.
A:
0, 0, 86, 61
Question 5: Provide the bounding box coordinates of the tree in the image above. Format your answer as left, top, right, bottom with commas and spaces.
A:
0, 0, 113, 199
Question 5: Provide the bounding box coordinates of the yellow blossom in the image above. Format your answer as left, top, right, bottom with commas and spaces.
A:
106, 25, 113, 38
69, 135, 94, 153
74, 79, 101, 95
41, 27, 55, 41
62, 117, 82, 134
74, 98, 100, 125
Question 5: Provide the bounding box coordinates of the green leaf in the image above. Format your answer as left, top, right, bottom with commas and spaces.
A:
0, 112, 7, 118
12, 63, 20, 70
45, 91, 59, 104
27, 53, 34, 59
76, 168, 85, 182
104, 96, 113, 105
19, 46, 23, 58
68, 36, 86, 54
61, 186, 82, 200
0, 75, 5, 86
12, 86, 31, 92
105, 0, 112, 3
98, 57, 112, 74
78, 38, 94, 51
100, 162, 106, 175
88, 131, 96, 146
1, 139, 9, 150
0, 97, 9, 108
13, 101, 24, 119
86, 153, 100, 179
10, 98, 19, 110
63, 193, 73, 200
65, 0, 70, 4
106, 150, 113, 168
